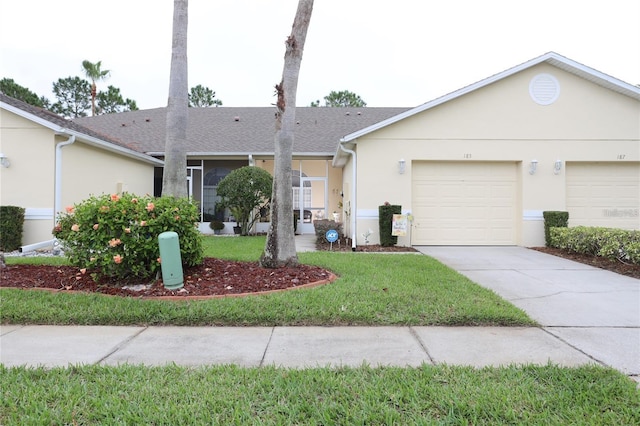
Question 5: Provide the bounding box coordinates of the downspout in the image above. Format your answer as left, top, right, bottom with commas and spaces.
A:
21, 133, 76, 253
338, 141, 357, 250
55, 133, 76, 217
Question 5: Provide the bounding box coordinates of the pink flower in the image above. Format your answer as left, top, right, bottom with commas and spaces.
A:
110, 194, 120, 202
65, 206, 74, 214
146, 202, 155, 212
157, 257, 162, 263
113, 254, 123, 264
71, 224, 80, 232
93, 223, 99, 230
131, 198, 138, 204
108, 238, 122, 247
124, 227, 131, 234
140, 221, 147, 227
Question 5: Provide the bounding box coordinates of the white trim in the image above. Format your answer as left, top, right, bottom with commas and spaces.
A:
25, 208, 54, 220
357, 209, 379, 219
523, 210, 544, 221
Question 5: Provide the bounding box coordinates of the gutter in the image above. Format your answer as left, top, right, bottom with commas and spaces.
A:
338, 141, 357, 250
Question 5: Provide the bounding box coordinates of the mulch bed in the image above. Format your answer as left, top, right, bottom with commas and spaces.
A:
531, 247, 640, 280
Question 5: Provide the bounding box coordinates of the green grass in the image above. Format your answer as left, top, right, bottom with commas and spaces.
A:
1, 236, 534, 326
1, 363, 638, 425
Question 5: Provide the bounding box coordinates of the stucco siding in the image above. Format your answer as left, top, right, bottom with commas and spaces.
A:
60, 142, 155, 209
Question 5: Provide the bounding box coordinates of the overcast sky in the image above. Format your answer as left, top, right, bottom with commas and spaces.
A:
1, 0, 639, 110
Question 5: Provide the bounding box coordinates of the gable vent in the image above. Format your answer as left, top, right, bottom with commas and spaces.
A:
529, 73, 560, 105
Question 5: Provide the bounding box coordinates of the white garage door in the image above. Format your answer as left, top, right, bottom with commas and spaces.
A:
412, 161, 517, 245
566, 162, 640, 229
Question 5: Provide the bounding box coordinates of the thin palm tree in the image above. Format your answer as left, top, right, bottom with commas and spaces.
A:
162, 0, 189, 198
82, 60, 110, 116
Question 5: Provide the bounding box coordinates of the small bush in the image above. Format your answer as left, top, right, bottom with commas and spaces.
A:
313, 219, 342, 243
54, 193, 203, 279
0, 206, 25, 251
379, 203, 401, 247
549, 226, 640, 265
542, 211, 569, 247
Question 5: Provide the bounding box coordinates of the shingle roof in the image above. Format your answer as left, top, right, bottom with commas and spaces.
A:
74, 107, 410, 156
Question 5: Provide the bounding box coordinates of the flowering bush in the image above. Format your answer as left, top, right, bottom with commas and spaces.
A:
54, 193, 203, 280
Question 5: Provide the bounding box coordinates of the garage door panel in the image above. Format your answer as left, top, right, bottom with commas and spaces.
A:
566, 162, 639, 229
412, 162, 517, 245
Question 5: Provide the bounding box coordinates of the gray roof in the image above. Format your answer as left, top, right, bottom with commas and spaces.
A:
74, 107, 410, 156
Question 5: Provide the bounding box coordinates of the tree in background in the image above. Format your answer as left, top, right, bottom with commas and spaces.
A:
310, 90, 367, 107
82, 60, 110, 116
260, 0, 314, 268
97, 86, 139, 114
162, 0, 189, 198
0, 78, 48, 108
50, 76, 91, 118
189, 84, 222, 107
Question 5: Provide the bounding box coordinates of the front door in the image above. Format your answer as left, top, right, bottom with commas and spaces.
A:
298, 177, 327, 234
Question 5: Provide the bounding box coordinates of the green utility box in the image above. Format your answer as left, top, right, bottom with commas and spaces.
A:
158, 231, 184, 290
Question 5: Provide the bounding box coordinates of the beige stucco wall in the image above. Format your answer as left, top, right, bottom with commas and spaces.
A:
0, 109, 156, 247
345, 63, 640, 247
60, 141, 155, 209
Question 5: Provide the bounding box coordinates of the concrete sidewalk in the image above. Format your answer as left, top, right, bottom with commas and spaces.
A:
0, 325, 597, 370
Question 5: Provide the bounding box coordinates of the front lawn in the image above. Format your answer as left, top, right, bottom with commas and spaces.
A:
2, 364, 638, 425
0, 236, 534, 326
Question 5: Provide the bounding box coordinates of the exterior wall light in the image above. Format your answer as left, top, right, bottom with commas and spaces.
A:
554, 159, 562, 174
398, 159, 406, 174
0, 153, 10, 168
529, 159, 538, 175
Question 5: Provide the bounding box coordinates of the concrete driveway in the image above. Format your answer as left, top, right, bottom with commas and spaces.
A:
415, 246, 640, 375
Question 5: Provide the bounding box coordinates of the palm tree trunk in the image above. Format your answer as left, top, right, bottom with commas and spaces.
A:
260, 0, 314, 268
162, 0, 189, 198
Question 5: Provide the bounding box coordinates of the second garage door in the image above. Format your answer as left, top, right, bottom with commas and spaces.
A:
412, 161, 518, 245
566, 162, 639, 229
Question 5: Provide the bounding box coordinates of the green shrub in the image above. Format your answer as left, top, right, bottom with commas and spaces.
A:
313, 219, 342, 243
549, 226, 640, 265
0, 206, 25, 251
542, 211, 569, 247
53, 193, 203, 279
217, 166, 272, 236
379, 203, 401, 247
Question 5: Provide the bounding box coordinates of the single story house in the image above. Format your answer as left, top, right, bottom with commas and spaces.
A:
0, 93, 163, 249
333, 52, 639, 247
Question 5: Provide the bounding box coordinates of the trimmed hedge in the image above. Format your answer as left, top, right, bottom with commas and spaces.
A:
549, 226, 640, 265
542, 211, 569, 247
0, 206, 25, 251
379, 204, 401, 247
